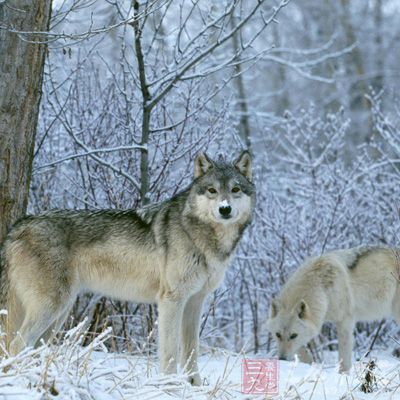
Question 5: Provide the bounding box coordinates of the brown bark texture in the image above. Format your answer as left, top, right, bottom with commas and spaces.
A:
0, 1, 51, 244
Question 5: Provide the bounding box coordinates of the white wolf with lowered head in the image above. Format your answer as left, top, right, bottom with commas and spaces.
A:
0, 151, 255, 386
267, 246, 400, 372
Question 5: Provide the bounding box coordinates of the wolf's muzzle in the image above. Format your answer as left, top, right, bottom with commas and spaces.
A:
219, 205, 232, 218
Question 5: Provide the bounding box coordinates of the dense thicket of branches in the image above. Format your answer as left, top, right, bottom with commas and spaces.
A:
3, 0, 400, 359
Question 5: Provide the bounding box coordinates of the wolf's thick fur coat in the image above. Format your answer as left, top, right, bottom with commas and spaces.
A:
268, 246, 400, 371
0, 152, 255, 385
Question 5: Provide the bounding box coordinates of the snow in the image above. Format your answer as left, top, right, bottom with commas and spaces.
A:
1, 324, 399, 399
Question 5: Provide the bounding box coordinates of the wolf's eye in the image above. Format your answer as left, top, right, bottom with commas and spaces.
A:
275, 332, 282, 340
208, 187, 217, 194
231, 186, 241, 193
289, 333, 298, 340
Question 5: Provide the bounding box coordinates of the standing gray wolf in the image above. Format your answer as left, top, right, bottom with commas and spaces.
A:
267, 246, 400, 372
0, 151, 255, 385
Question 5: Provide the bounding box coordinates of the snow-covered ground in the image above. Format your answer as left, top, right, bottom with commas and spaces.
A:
0, 324, 399, 399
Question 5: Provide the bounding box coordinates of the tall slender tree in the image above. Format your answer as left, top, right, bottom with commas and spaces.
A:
0, 0, 52, 244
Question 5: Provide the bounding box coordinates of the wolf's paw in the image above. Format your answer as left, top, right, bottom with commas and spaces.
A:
339, 365, 351, 374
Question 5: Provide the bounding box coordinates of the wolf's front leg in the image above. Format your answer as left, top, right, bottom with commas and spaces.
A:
181, 291, 207, 386
158, 297, 185, 375
337, 319, 354, 373
297, 346, 313, 364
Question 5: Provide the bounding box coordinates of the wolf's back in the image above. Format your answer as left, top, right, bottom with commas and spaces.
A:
345, 246, 389, 270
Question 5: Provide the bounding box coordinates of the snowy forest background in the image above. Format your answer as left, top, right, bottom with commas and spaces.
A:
29, 0, 400, 362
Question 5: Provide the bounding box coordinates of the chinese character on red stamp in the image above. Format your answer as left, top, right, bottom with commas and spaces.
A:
241, 358, 279, 395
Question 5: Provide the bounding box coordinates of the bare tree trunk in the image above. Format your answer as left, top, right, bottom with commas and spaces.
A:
373, 0, 384, 92
0, 1, 52, 244
232, 30, 251, 149
339, 0, 368, 108
132, 0, 152, 206
131, 0, 155, 341
272, 22, 289, 113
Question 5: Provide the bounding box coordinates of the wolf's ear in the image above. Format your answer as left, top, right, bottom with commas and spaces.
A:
234, 150, 252, 181
297, 299, 309, 319
194, 152, 213, 178
270, 300, 279, 318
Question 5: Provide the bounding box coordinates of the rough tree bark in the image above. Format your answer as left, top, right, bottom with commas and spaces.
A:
0, 0, 52, 244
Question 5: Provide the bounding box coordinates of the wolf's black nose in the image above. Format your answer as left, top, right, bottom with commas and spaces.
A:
219, 205, 232, 217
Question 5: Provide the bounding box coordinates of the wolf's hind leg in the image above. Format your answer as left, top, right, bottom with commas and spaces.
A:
337, 318, 354, 373
4, 287, 25, 350
9, 304, 61, 355
35, 306, 72, 347
392, 288, 400, 324
391, 289, 400, 357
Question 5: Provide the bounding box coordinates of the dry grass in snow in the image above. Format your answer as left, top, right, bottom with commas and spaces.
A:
0, 322, 399, 399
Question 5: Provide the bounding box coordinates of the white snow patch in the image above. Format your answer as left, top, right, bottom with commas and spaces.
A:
0, 322, 400, 400
0, 324, 399, 399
